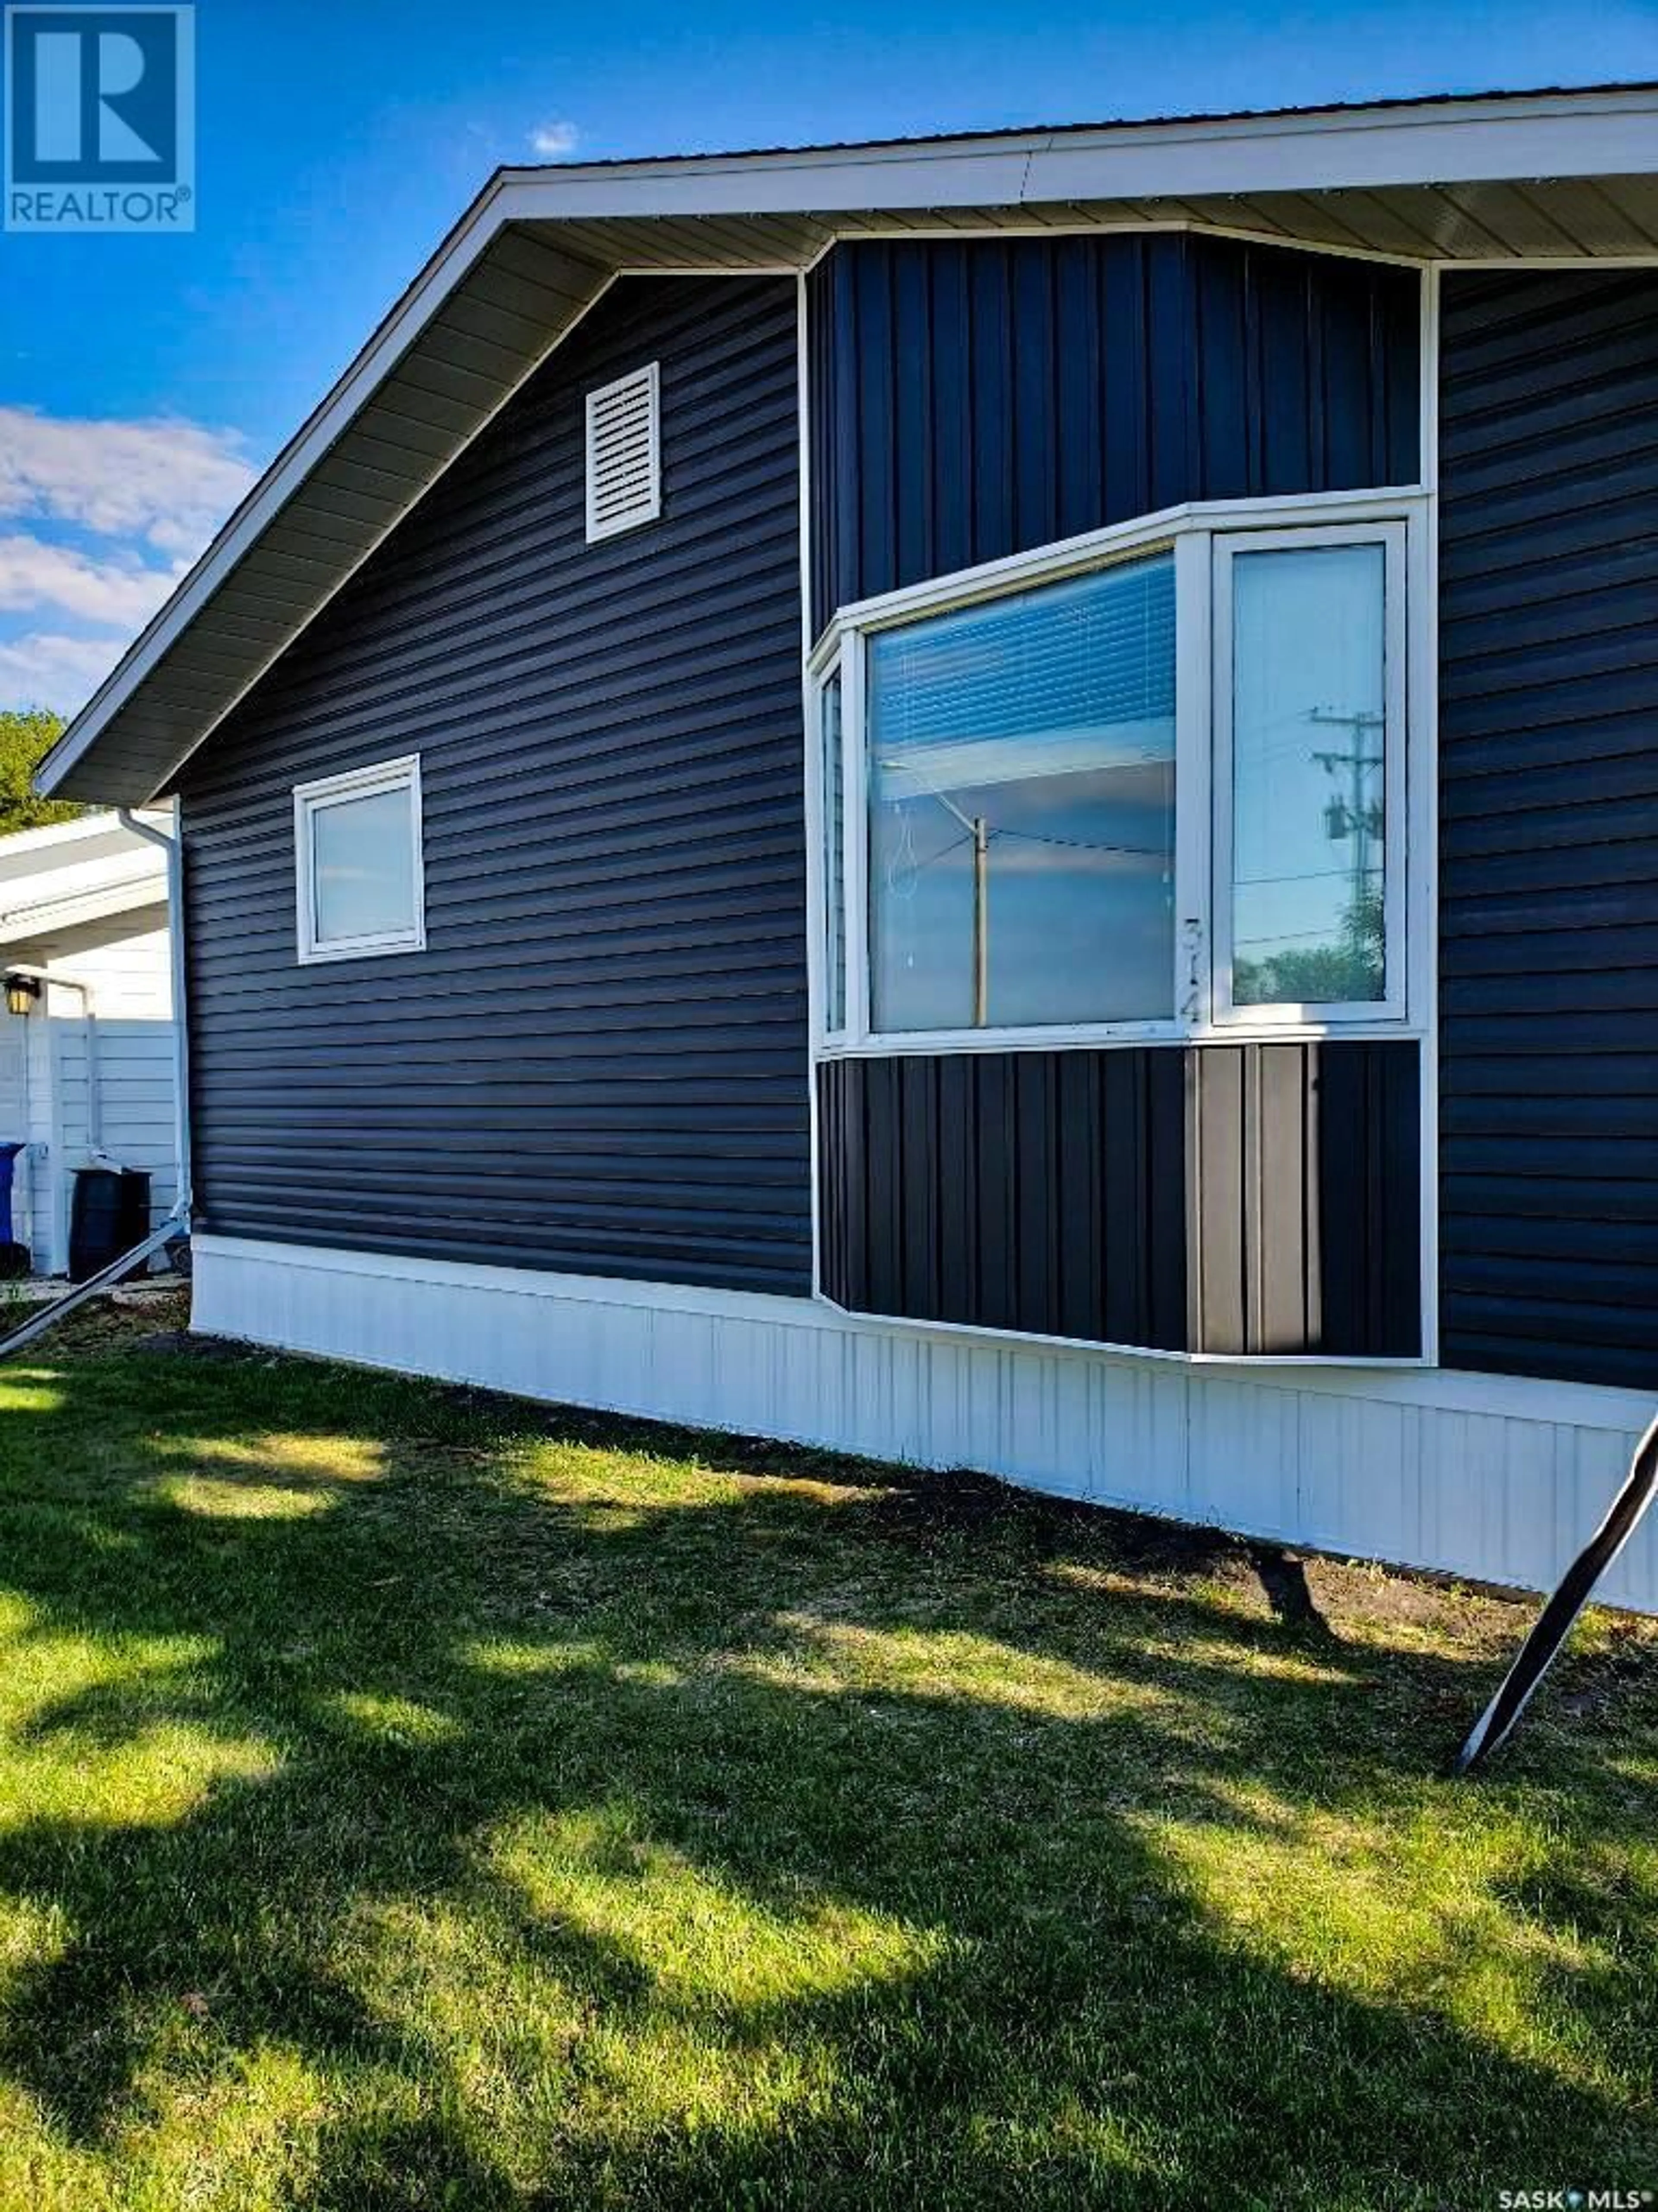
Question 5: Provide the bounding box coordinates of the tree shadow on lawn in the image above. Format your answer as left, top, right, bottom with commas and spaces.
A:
0, 1337, 1652, 2209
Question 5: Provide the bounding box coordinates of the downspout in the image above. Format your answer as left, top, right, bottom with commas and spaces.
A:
117, 804, 191, 1230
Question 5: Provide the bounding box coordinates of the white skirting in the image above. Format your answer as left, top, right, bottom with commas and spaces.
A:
191, 1233, 1658, 1615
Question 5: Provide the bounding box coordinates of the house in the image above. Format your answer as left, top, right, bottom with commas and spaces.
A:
37, 84, 1658, 1610
0, 812, 178, 1273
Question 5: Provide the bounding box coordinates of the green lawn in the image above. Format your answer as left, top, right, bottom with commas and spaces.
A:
0, 1297, 1652, 2210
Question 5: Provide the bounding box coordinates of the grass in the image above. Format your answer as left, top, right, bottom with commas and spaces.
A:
0, 1297, 1652, 2210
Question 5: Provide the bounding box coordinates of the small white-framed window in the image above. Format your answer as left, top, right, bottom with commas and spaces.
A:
294, 754, 426, 965
1211, 522, 1407, 1025
585, 361, 661, 542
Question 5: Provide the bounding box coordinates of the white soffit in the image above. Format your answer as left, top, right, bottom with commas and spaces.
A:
37, 84, 1658, 806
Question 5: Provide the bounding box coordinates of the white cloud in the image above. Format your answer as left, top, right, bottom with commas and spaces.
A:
0, 534, 183, 630
0, 630, 126, 714
0, 407, 256, 562
528, 119, 580, 158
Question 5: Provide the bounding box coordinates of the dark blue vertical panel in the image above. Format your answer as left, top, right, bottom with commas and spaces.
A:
1101, 237, 1152, 523
1054, 237, 1104, 541
892, 247, 934, 587
969, 243, 1015, 571
1318, 260, 1373, 487
929, 244, 974, 581
819, 1042, 1412, 1355
855, 250, 897, 606
1145, 235, 1195, 513
809, 233, 1421, 630
1191, 236, 1249, 501
1255, 248, 1314, 494
1013, 245, 1059, 551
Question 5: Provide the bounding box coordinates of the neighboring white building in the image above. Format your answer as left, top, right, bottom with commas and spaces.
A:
0, 812, 176, 1273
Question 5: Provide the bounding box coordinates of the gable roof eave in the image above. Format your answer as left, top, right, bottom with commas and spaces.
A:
35, 82, 1658, 806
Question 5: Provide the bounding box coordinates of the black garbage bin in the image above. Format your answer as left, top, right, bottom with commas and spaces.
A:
69, 1167, 152, 1283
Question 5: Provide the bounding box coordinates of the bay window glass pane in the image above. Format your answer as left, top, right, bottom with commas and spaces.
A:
867, 553, 1176, 1032
820, 671, 845, 1030
311, 786, 416, 943
1231, 544, 1388, 1007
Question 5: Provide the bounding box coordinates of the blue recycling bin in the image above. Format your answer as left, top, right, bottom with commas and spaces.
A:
0, 1142, 27, 1279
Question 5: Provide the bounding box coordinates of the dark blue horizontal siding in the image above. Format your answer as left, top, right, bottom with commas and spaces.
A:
179, 275, 811, 1295
809, 234, 1420, 628
1439, 268, 1658, 1389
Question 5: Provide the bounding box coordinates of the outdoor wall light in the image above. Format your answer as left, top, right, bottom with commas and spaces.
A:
4, 974, 41, 1018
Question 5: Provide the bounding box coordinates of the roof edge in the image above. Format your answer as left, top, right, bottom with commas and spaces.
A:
36, 79, 1658, 804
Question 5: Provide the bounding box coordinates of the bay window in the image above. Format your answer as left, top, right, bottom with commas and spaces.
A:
812, 497, 1417, 1048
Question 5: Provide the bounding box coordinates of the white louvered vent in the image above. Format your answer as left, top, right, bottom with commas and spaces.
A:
585, 361, 661, 542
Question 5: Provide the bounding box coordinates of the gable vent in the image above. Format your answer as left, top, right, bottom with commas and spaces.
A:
585, 361, 661, 542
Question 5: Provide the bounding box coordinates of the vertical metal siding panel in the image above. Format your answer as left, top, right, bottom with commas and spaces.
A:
1056, 1049, 1104, 1341
1440, 269, 1658, 1390
1256, 249, 1314, 495
1382, 275, 1420, 484
1380, 1039, 1424, 1355
1194, 1045, 1247, 1355
936, 1052, 976, 1325
865, 1054, 902, 1316
857, 247, 899, 602
1145, 236, 1193, 515
1181, 1039, 1419, 1357
811, 235, 1419, 615
1192, 235, 1249, 502
180, 274, 808, 1296
1256, 1042, 1310, 1354
1102, 238, 1153, 523
969, 243, 1016, 572
1100, 1046, 1147, 1347
821, 1045, 1192, 1350
1315, 1043, 1368, 1355
1055, 238, 1105, 540
899, 1052, 941, 1319
974, 1049, 1017, 1330
892, 247, 935, 591
929, 245, 975, 583
1146, 1044, 1190, 1351
1302, 1043, 1323, 1350
1013, 1051, 1058, 1334
1013, 245, 1060, 553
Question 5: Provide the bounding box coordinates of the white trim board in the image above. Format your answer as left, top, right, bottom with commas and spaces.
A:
192, 1233, 1658, 1616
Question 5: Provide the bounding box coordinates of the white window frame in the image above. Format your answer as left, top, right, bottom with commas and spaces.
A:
294, 754, 427, 966
811, 656, 848, 1040
807, 488, 1426, 1058
1211, 519, 1409, 1029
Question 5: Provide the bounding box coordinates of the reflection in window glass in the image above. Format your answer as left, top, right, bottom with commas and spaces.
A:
866, 554, 1177, 1032
1231, 544, 1387, 1007
820, 671, 845, 1030
311, 787, 417, 944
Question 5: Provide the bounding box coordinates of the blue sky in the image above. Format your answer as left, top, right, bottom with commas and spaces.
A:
2, 0, 1656, 713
